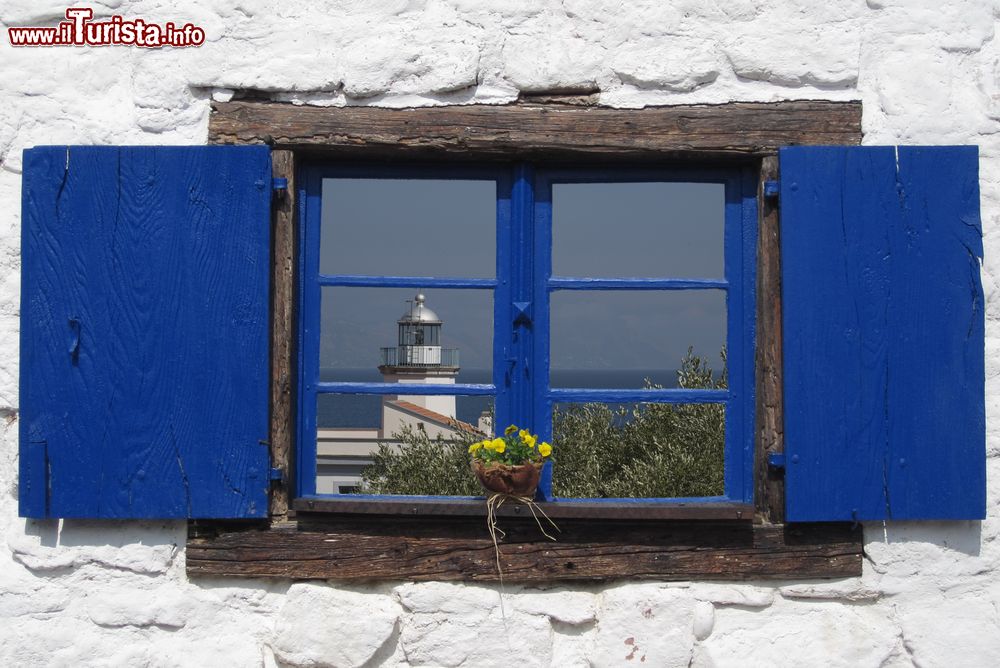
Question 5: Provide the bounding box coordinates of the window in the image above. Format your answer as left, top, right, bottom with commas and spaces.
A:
20, 101, 985, 582
296, 162, 757, 507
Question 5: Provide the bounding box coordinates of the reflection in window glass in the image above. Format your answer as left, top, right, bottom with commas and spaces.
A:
551, 402, 725, 499
549, 290, 727, 389
315, 394, 493, 496
552, 181, 724, 278
315, 285, 494, 497
320, 287, 493, 383
320, 178, 496, 277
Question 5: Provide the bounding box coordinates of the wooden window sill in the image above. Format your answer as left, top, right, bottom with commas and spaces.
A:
186, 514, 862, 582
292, 496, 755, 521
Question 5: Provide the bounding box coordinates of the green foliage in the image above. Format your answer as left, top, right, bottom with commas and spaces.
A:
361, 425, 481, 496
551, 348, 726, 498
359, 349, 727, 498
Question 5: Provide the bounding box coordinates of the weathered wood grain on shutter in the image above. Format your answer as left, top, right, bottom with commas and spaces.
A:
781, 146, 985, 521
19, 146, 272, 519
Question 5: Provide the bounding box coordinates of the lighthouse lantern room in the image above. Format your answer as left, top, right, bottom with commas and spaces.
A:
378, 293, 460, 418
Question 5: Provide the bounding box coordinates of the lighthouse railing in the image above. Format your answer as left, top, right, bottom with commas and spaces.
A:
380, 347, 459, 367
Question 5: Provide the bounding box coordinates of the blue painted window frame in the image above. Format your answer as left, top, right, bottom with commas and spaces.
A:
297, 161, 757, 505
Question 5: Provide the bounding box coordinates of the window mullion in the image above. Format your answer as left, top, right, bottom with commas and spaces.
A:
530, 165, 553, 500
502, 163, 536, 432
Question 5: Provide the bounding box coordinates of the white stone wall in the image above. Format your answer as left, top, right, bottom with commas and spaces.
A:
1, 1, 999, 665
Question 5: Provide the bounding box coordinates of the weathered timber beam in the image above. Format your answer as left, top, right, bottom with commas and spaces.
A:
268, 150, 295, 519
186, 519, 862, 582
756, 155, 786, 523
208, 100, 863, 158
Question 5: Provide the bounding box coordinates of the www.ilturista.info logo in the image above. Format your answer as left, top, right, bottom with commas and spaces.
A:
8, 8, 205, 47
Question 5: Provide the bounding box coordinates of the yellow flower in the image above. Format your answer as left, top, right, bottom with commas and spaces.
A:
468, 442, 482, 454
491, 437, 506, 454
538, 442, 552, 457
521, 431, 537, 448
518, 429, 529, 440
504, 424, 518, 435
484, 439, 497, 451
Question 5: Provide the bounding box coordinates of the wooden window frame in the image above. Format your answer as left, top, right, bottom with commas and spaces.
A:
187, 99, 865, 582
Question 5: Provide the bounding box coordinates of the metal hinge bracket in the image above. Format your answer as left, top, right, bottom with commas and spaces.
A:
272, 177, 289, 200
763, 180, 780, 200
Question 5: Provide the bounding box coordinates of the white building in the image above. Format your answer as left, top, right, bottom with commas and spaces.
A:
316, 294, 484, 493
2, 3, 1000, 666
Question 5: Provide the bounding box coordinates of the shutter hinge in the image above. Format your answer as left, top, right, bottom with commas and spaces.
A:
767, 452, 786, 473
272, 177, 289, 200
269, 467, 285, 483
763, 180, 780, 200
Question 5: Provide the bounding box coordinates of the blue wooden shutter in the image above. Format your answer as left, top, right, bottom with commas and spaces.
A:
20, 146, 272, 519
781, 146, 985, 521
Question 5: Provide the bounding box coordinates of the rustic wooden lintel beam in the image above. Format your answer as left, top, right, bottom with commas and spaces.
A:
209, 99, 863, 158
186, 519, 862, 582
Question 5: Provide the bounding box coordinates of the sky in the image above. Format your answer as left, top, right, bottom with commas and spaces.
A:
319, 176, 726, 374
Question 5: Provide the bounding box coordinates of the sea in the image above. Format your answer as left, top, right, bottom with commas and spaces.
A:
317, 368, 682, 428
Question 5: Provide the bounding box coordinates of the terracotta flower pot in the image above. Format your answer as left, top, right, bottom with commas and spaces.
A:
472, 460, 543, 497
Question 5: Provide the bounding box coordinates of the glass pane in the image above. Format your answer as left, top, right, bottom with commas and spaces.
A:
552, 181, 724, 278
551, 402, 725, 498
549, 291, 727, 388
320, 178, 496, 277
316, 394, 493, 496
320, 287, 493, 384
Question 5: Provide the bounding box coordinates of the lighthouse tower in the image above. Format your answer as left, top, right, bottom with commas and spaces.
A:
378, 293, 459, 419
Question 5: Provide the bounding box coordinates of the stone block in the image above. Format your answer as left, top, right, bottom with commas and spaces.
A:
395, 581, 500, 616
724, 24, 860, 87
704, 599, 899, 667
592, 584, 696, 668
611, 36, 724, 92
397, 583, 553, 667
687, 584, 776, 608
271, 583, 400, 668
503, 28, 602, 93
692, 600, 715, 641
401, 605, 552, 667
510, 588, 598, 625
898, 592, 1000, 667
86, 587, 188, 629
779, 580, 881, 602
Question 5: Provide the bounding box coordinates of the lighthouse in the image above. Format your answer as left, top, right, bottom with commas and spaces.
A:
315, 293, 477, 494
378, 293, 460, 419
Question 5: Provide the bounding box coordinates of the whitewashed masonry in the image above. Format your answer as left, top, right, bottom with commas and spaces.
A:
0, 1, 999, 665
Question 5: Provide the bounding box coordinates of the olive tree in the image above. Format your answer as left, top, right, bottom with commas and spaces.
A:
360, 348, 726, 498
